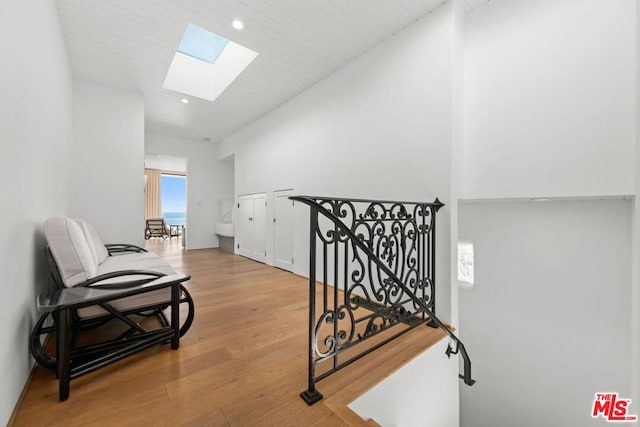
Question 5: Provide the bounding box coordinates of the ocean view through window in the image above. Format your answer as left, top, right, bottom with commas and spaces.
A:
161, 174, 186, 227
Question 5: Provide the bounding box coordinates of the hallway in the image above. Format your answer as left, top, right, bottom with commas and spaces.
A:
12, 245, 444, 426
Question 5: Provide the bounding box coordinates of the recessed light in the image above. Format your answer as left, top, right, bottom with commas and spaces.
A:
181, 98, 189, 104
232, 20, 244, 30
532, 198, 550, 202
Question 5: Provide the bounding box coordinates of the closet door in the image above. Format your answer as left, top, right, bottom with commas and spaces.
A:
251, 193, 267, 262
274, 190, 294, 271
237, 195, 254, 258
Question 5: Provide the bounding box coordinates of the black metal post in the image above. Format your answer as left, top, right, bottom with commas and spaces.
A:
57, 308, 71, 401
300, 209, 323, 405
459, 342, 476, 385
333, 222, 339, 371
427, 204, 438, 328
171, 282, 180, 350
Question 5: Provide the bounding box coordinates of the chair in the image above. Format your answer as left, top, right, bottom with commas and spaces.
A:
145, 218, 170, 239
30, 217, 195, 399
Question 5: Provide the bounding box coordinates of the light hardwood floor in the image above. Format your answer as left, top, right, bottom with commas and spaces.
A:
11, 238, 445, 426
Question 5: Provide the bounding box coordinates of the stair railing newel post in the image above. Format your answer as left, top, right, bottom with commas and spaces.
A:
300, 206, 323, 405
428, 198, 444, 328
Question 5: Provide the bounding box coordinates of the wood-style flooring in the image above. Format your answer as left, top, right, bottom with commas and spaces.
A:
10, 238, 445, 426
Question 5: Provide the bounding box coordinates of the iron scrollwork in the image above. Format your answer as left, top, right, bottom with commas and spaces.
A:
315, 198, 437, 346
295, 195, 461, 405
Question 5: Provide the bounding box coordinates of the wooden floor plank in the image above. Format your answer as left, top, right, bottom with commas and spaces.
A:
11, 239, 445, 426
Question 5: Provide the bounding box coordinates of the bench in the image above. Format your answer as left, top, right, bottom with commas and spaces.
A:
30, 217, 195, 400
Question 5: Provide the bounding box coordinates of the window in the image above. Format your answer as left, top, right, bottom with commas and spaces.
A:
457, 241, 474, 287
161, 174, 186, 226
178, 23, 230, 64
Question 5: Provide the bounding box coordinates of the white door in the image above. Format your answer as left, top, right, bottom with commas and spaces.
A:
274, 190, 294, 271
237, 195, 254, 258
251, 193, 267, 262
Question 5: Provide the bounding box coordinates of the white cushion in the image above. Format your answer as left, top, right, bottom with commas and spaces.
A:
45, 216, 182, 317
77, 253, 178, 318
67, 219, 98, 278
77, 219, 109, 265
44, 217, 97, 287
97, 252, 176, 280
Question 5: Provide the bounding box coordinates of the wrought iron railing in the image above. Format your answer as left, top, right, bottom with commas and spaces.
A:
291, 195, 475, 405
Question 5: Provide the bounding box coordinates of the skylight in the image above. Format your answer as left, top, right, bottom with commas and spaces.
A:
163, 23, 258, 102
178, 23, 229, 64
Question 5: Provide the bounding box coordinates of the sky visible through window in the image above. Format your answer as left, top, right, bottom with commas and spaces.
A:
161, 175, 186, 226
177, 23, 229, 64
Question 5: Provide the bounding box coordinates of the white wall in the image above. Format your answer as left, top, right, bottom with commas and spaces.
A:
0, 0, 73, 424
221, 1, 458, 325
632, 0, 640, 417
146, 132, 234, 249
350, 337, 460, 427
462, 0, 636, 200
458, 199, 632, 427
69, 80, 145, 245
449, 0, 465, 329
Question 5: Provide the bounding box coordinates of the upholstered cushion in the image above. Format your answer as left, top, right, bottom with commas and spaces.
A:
76, 253, 178, 318
77, 219, 109, 265
97, 252, 175, 279
44, 216, 181, 317
44, 217, 98, 287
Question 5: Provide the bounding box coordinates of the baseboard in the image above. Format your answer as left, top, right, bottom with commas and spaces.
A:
7, 358, 39, 426
8, 329, 52, 426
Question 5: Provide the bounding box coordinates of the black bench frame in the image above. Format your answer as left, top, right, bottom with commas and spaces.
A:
30, 244, 194, 400
38, 277, 183, 400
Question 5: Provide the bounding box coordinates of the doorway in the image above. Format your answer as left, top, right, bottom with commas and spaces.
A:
144, 154, 187, 247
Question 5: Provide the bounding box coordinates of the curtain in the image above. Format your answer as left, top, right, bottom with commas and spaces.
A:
144, 169, 162, 219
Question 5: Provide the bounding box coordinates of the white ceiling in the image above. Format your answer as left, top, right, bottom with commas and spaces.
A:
56, 0, 487, 142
